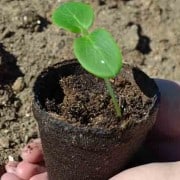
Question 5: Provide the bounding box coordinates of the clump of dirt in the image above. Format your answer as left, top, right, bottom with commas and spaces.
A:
0, 0, 180, 166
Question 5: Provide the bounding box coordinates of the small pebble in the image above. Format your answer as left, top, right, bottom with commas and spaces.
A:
123, 24, 139, 50
8, 155, 14, 162
0, 137, 9, 149
12, 77, 25, 93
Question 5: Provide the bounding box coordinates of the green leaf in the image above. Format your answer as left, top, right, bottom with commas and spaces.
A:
74, 28, 122, 78
52, 2, 94, 34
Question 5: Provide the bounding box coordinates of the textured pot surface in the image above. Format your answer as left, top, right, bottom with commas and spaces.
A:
33, 60, 160, 180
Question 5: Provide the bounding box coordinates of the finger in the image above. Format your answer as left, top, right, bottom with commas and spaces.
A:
110, 162, 180, 180
21, 138, 44, 163
16, 161, 46, 180
5, 161, 19, 174
1, 173, 23, 180
30, 172, 48, 180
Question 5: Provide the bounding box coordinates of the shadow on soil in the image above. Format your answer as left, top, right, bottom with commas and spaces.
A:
0, 43, 24, 86
136, 24, 152, 54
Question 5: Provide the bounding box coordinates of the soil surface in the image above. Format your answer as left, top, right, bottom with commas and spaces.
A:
45, 63, 157, 131
0, 0, 180, 166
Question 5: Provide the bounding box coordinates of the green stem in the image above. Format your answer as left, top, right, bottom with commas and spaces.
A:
104, 78, 121, 118
81, 28, 89, 36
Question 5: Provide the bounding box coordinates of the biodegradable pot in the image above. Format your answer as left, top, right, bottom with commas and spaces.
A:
33, 60, 160, 180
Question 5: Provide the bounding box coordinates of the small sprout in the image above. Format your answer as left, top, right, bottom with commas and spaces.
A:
52, 2, 123, 117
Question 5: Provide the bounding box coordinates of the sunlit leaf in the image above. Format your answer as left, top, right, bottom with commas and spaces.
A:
74, 28, 122, 78
52, 2, 94, 33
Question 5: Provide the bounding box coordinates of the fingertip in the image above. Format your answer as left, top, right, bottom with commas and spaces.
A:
21, 138, 44, 163
30, 172, 48, 180
1, 172, 23, 180
16, 161, 46, 180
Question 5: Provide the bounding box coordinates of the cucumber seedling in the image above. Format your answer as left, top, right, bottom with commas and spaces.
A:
52, 1, 123, 117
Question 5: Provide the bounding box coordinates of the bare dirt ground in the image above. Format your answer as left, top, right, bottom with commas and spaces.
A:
0, 0, 180, 166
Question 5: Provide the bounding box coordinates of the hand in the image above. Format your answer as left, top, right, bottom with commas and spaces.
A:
147, 79, 180, 161
111, 79, 180, 180
1, 139, 47, 180
1, 79, 180, 180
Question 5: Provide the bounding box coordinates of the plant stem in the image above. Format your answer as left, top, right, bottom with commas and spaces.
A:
81, 28, 89, 36
104, 78, 121, 118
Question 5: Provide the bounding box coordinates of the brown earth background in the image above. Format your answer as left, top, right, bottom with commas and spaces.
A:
0, 0, 180, 166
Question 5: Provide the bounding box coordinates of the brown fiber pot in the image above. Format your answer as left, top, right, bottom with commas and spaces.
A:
32, 60, 160, 180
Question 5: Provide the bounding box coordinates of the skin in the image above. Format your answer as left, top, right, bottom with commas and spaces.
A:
147, 79, 180, 161
1, 79, 180, 180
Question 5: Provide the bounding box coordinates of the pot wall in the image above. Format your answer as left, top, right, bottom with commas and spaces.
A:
33, 60, 160, 180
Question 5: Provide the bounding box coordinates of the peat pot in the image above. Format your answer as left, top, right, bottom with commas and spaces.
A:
32, 59, 160, 180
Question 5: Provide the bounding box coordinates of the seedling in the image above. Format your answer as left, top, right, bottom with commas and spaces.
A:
52, 2, 123, 117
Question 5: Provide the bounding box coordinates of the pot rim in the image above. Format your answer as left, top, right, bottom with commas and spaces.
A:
33, 59, 160, 137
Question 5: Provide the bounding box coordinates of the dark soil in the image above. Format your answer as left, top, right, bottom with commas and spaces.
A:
0, 0, 180, 167
46, 64, 156, 131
